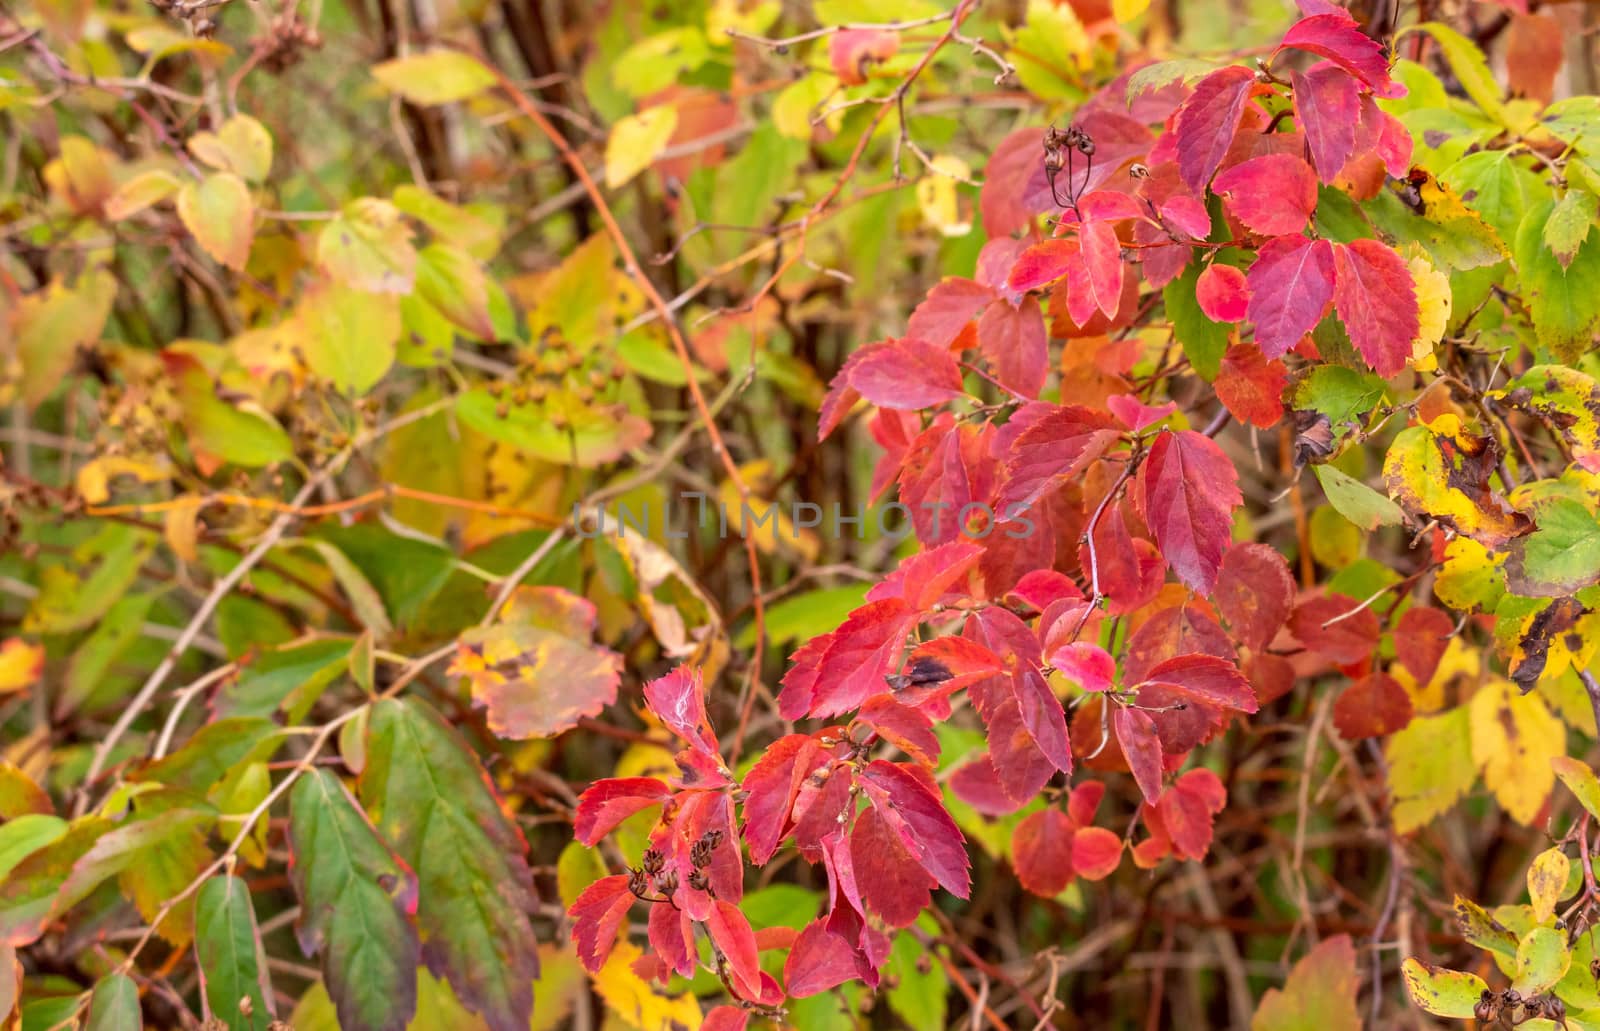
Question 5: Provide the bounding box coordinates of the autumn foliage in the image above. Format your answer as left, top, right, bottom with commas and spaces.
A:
10, 0, 1600, 1027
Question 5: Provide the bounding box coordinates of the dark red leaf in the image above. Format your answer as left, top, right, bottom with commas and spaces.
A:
1012, 807, 1075, 896
1141, 429, 1243, 593
741, 734, 828, 864
1213, 541, 1296, 651
1216, 343, 1288, 429
778, 598, 917, 719
1394, 606, 1454, 684
897, 417, 999, 546
1289, 593, 1381, 664
1247, 235, 1337, 358
1136, 654, 1258, 713
856, 695, 940, 766
861, 760, 971, 898
892, 635, 1008, 706
1115, 705, 1166, 803
1332, 672, 1414, 739
1212, 154, 1318, 236
1174, 65, 1258, 192
1292, 63, 1362, 182
573, 777, 669, 846
851, 805, 934, 927
1332, 239, 1418, 377
1123, 603, 1235, 683
1195, 264, 1251, 323
1157, 768, 1228, 860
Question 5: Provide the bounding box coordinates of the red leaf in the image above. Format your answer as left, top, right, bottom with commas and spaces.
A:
1332, 672, 1414, 739
856, 695, 940, 766
777, 598, 917, 719
642, 666, 717, 756
707, 900, 761, 998
1196, 263, 1251, 323
1015, 667, 1073, 775
1289, 593, 1381, 664
999, 403, 1122, 512
891, 636, 1008, 705
1051, 642, 1115, 693
896, 417, 999, 546
909, 277, 996, 347
1013, 807, 1075, 896
1081, 220, 1125, 320
1278, 14, 1404, 98
1123, 602, 1234, 684
978, 298, 1048, 399
703, 1006, 751, 1031
1247, 652, 1298, 705
829, 28, 898, 85
1115, 705, 1166, 803
1247, 235, 1337, 358
1157, 767, 1227, 860
861, 760, 971, 898
1161, 195, 1212, 238
1007, 569, 1085, 613
1332, 239, 1418, 377
1212, 154, 1318, 235
1007, 239, 1078, 294
1067, 780, 1105, 826
1395, 606, 1454, 684
569, 874, 634, 972
1070, 826, 1124, 880
1174, 65, 1257, 192
1293, 63, 1362, 182
1141, 429, 1243, 593
784, 920, 865, 997
648, 901, 696, 979
741, 734, 828, 864
851, 805, 934, 927
982, 128, 1046, 238
1107, 393, 1177, 431
848, 337, 965, 410
1216, 343, 1287, 429
1079, 190, 1144, 221
1136, 654, 1259, 714
1213, 541, 1296, 651
870, 539, 984, 610
574, 777, 669, 845
1084, 504, 1165, 615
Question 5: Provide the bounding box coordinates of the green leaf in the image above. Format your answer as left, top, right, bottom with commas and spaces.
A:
454, 389, 651, 469
739, 583, 872, 648
1010, 0, 1089, 101
1542, 96, 1600, 149
1544, 189, 1599, 268
1126, 59, 1212, 105
1401, 23, 1510, 128
0, 814, 67, 879
297, 282, 401, 395
13, 268, 117, 408
0, 817, 107, 946
212, 638, 353, 721
317, 199, 418, 294
371, 51, 496, 106
291, 539, 395, 639
1553, 756, 1600, 821
886, 916, 949, 1029
177, 171, 255, 271
1514, 925, 1571, 994
59, 591, 159, 719
164, 350, 293, 468
1505, 497, 1600, 597
414, 244, 496, 340
1385, 707, 1476, 832
312, 524, 455, 629
287, 769, 420, 1031
1165, 263, 1230, 380
1250, 935, 1361, 1031
1454, 896, 1520, 960
1314, 465, 1404, 532
133, 718, 282, 795
1401, 958, 1487, 1018
1515, 198, 1600, 364
85, 972, 141, 1031
1293, 366, 1389, 427
360, 698, 540, 1031
25, 523, 156, 636
194, 875, 274, 1031
391, 185, 502, 261
1444, 150, 1535, 246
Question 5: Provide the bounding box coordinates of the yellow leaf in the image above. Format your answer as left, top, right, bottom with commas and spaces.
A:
74, 455, 169, 506
717, 459, 820, 561
773, 74, 839, 139
295, 280, 400, 395
187, 114, 273, 182
916, 154, 973, 237
605, 106, 679, 189
1528, 847, 1570, 922
1470, 679, 1564, 825
371, 50, 496, 106
177, 172, 255, 271
317, 198, 417, 294
1386, 706, 1477, 831
0, 639, 43, 695
1391, 636, 1479, 714
13, 270, 118, 409
164, 496, 203, 563
104, 169, 182, 220
1404, 245, 1451, 372
43, 136, 115, 215
1113, 0, 1150, 23
591, 940, 702, 1031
